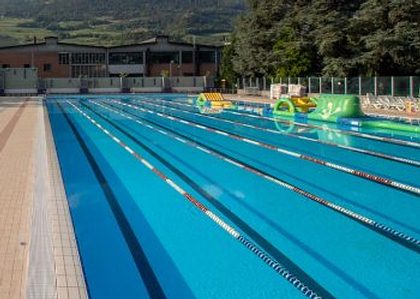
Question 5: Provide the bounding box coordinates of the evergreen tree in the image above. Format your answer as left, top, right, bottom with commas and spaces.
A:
350, 0, 420, 75
273, 26, 313, 78
232, 0, 292, 77
308, 0, 365, 76
224, 0, 419, 77
220, 41, 238, 87
272, 0, 320, 77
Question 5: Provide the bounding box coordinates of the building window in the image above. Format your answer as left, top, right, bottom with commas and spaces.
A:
181, 51, 193, 64
71, 53, 105, 65
109, 52, 143, 65
150, 52, 179, 64
59, 53, 70, 64
43, 64, 52, 72
199, 51, 216, 63
2, 64, 10, 68
23, 64, 31, 68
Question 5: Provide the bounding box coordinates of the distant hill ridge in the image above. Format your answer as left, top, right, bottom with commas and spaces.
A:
0, 0, 246, 46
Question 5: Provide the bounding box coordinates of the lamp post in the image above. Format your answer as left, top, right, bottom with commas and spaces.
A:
170, 60, 174, 77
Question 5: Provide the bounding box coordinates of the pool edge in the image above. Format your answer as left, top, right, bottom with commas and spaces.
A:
26, 98, 88, 299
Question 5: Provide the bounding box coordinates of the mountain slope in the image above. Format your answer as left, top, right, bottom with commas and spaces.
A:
0, 0, 246, 46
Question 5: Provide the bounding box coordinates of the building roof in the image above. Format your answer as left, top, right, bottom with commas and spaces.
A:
0, 36, 106, 50
0, 35, 220, 51
108, 35, 219, 49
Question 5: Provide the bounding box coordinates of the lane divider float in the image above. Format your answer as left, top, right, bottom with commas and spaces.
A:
113, 100, 420, 196
147, 97, 420, 149
66, 100, 323, 299
93, 100, 420, 253
133, 98, 420, 167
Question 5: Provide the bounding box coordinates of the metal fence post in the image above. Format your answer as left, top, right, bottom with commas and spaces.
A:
263, 77, 266, 91
409, 76, 414, 97
288, 77, 291, 86
308, 77, 311, 94
319, 77, 322, 94
374, 76, 377, 96
391, 76, 394, 96
331, 77, 334, 94
358, 76, 362, 96
344, 77, 347, 94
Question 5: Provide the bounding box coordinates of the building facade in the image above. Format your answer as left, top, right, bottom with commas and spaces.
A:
0, 36, 221, 78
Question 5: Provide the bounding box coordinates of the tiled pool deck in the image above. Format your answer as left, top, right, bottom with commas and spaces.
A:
0, 97, 87, 299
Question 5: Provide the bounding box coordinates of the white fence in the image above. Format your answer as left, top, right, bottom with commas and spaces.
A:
0, 69, 214, 95
239, 76, 420, 98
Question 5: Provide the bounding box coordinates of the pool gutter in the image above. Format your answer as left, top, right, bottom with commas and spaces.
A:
26, 99, 88, 299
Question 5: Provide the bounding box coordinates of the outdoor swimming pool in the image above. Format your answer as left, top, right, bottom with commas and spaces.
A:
47, 94, 420, 299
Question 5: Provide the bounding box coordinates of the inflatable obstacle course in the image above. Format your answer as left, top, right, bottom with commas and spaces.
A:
344, 118, 420, 134
273, 96, 318, 116
196, 93, 232, 109
273, 94, 419, 133
308, 95, 364, 122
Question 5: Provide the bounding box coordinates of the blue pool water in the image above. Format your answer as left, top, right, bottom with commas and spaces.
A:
47, 94, 420, 299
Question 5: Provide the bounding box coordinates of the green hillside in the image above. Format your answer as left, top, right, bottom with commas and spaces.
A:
0, 0, 246, 47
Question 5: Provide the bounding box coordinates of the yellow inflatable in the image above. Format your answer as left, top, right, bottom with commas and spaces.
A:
280, 96, 317, 113
196, 93, 232, 109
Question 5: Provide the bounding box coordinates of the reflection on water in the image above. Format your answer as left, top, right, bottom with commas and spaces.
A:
197, 105, 224, 115
273, 116, 354, 146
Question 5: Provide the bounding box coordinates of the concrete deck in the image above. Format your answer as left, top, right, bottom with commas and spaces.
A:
0, 97, 87, 299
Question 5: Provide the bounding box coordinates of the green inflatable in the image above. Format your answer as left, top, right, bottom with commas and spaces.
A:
272, 94, 419, 134
308, 94, 364, 122
272, 98, 296, 117
196, 93, 207, 107
273, 97, 318, 117
362, 120, 420, 134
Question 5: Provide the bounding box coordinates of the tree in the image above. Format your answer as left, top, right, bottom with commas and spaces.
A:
232, 0, 292, 77
273, 27, 313, 78
227, 0, 419, 77
272, 0, 320, 77
220, 41, 238, 87
308, 0, 365, 76
350, 0, 420, 75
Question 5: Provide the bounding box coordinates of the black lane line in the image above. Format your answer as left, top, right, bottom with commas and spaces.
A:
47, 102, 93, 299
127, 100, 420, 197
138, 98, 420, 168
105, 101, 420, 254
57, 101, 167, 299
81, 100, 335, 299
149, 97, 420, 149
93, 102, 381, 298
